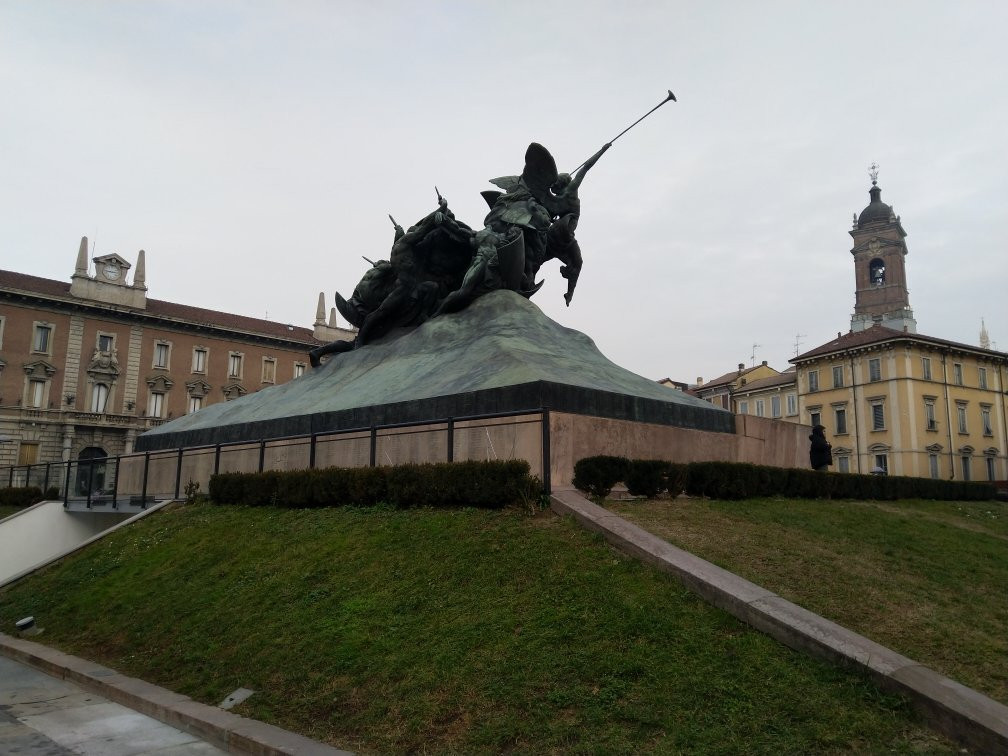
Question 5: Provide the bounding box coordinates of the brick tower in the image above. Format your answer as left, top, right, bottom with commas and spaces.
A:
849, 165, 916, 333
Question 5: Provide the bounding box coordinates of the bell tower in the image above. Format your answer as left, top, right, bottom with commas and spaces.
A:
849, 165, 916, 333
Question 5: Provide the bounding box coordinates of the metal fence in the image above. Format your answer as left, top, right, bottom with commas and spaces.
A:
1, 408, 551, 509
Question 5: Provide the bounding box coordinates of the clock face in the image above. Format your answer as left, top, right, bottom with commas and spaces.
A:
103, 263, 121, 280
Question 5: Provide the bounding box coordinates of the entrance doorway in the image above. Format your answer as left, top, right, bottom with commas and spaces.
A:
76, 446, 108, 496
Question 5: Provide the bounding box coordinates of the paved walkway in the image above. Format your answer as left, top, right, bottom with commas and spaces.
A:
0, 655, 226, 755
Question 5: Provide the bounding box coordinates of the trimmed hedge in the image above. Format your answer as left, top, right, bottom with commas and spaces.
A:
572, 456, 630, 499
0, 486, 59, 508
573, 456, 997, 502
208, 460, 540, 509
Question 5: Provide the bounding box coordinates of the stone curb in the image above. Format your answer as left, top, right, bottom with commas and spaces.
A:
0, 633, 352, 756
550, 488, 1008, 755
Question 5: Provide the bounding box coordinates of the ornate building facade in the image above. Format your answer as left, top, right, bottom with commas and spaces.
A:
1, 237, 354, 480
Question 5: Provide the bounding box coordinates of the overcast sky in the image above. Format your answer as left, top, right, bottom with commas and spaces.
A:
2, 1, 1005, 384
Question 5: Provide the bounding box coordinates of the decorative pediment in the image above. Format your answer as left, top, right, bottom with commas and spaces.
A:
93, 253, 132, 270
222, 383, 247, 401
87, 349, 120, 378
145, 374, 174, 392
832, 447, 853, 456
186, 379, 212, 398
867, 442, 891, 453
925, 443, 943, 454
23, 360, 57, 378
852, 237, 903, 255
983, 447, 999, 457
958, 445, 974, 455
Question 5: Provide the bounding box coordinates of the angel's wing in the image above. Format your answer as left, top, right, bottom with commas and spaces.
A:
488, 175, 521, 192
521, 143, 558, 201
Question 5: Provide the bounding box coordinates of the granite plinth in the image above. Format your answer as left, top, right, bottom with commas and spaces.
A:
136, 291, 732, 451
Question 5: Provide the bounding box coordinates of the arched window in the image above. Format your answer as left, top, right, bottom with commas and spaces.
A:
869, 258, 886, 286
90, 383, 109, 413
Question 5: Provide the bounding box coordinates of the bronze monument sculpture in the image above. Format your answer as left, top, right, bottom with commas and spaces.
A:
310, 90, 676, 367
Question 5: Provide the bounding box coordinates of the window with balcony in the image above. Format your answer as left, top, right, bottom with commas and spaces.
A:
868, 358, 881, 382
27, 379, 45, 408
90, 383, 109, 413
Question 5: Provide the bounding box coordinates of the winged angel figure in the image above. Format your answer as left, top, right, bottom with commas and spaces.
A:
481, 141, 610, 305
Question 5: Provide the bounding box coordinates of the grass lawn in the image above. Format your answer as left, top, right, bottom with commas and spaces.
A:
0, 501, 958, 754
608, 496, 1008, 706
0, 505, 26, 520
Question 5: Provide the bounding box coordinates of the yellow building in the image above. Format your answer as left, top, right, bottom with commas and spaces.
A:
792, 328, 1006, 480
693, 361, 780, 410
790, 173, 1006, 481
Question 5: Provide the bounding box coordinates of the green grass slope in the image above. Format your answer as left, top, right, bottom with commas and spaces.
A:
0, 503, 953, 754
611, 496, 1008, 705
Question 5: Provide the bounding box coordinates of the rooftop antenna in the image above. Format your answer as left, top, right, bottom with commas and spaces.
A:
750, 343, 761, 367
793, 332, 807, 357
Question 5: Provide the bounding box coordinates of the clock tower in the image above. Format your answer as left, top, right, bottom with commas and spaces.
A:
69, 236, 148, 309
849, 166, 916, 333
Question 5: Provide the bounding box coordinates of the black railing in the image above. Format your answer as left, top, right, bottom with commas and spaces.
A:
0, 408, 551, 509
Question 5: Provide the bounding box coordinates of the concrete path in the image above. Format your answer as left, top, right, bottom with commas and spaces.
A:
0, 637, 350, 756
0, 654, 226, 755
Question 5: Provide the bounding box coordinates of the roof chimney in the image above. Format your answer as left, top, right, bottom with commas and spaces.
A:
761, 360, 767, 366
696, 377, 703, 386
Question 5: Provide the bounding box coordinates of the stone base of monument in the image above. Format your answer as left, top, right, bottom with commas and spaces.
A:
135, 291, 807, 488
